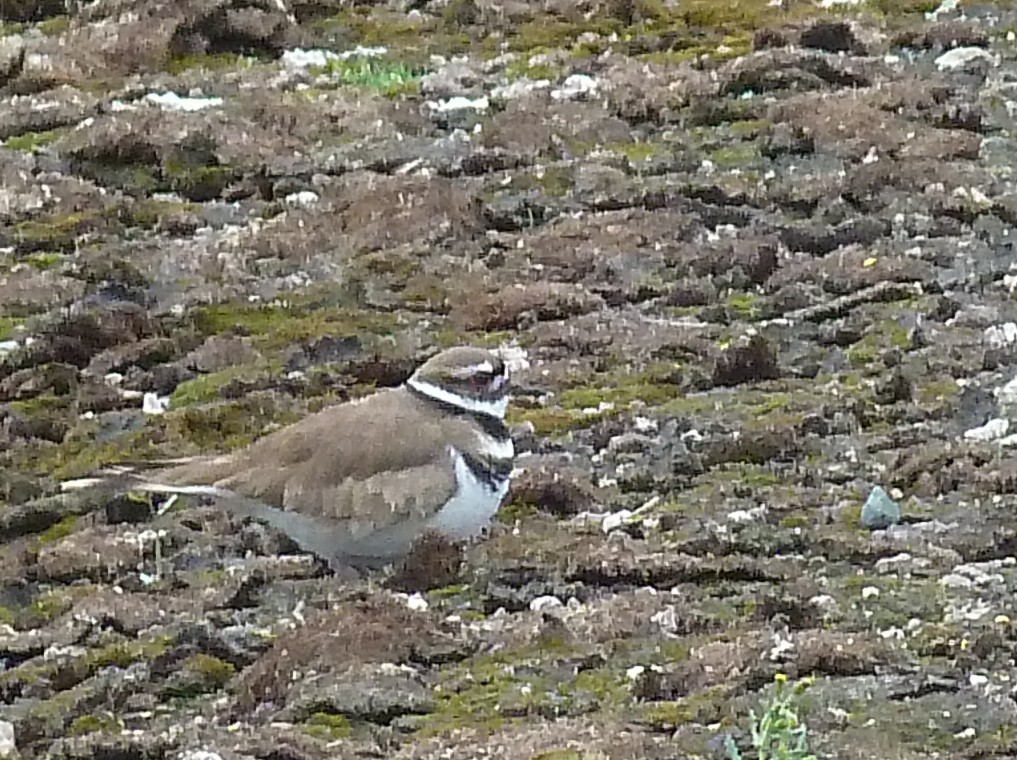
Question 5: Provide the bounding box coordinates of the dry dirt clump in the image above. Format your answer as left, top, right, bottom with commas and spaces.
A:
3, 0, 1017, 757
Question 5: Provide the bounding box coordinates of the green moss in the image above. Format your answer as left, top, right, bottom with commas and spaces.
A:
169, 365, 270, 407
726, 291, 761, 319
182, 653, 236, 686
25, 590, 76, 625
917, 378, 960, 404
302, 712, 353, 740
17, 428, 165, 480
560, 382, 678, 410
638, 686, 727, 730
88, 635, 173, 669
503, 58, 563, 82
334, 9, 431, 47
125, 198, 200, 228
162, 161, 237, 202
636, 32, 752, 64
416, 645, 632, 738
3, 128, 66, 152
13, 211, 103, 253
497, 501, 539, 524
0, 316, 23, 339
729, 119, 772, 137
846, 338, 878, 368
779, 515, 810, 529
164, 397, 300, 452
532, 752, 583, 760
559, 365, 683, 411
678, 0, 833, 28
866, 0, 940, 15
9, 393, 69, 416
69, 713, 123, 736
713, 463, 780, 488
605, 140, 671, 163
37, 14, 70, 35
34, 515, 78, 545
843, 317, 910, 368
508, 19, 623, 53
23, 252, 63, 270
508, 165, 575, 198
751, 393, 792, 415
190, 302, 400, 350
507, 406, 584, 436
708, 142, 760, 168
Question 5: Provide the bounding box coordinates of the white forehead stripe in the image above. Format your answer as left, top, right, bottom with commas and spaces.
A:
450, 361, 496, 378
407, 378, 508, 419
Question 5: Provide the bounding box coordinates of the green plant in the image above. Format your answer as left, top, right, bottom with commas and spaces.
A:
725, 674, 817, 760
322, 57, 424, 95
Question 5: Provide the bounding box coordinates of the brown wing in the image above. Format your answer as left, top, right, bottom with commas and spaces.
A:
153, 388, 463, 529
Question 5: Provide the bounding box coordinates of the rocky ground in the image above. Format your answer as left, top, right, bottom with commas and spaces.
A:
2, 0, 1017, 757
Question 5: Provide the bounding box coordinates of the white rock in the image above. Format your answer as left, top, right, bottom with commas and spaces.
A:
601, 510, 632, 533
926, 0, 959, 19
984, 322, 1017, 349
405, 593, 429, 612
177, 751, 223, 760
963, 417, 1009, 442
0, 340, 17, 357
142, 392, 170, 415
0, 721, 15, 759
495, 344, 530, 374
281, 46, 387, 71
284, 191, 319, 207
144, 92, 223, 112
633, 416, 657, 433
727, 505, 767, 524
935, 47, 996, 72
551, 73, 598, 101
529, 595, 563, 612
427, 95, 489, 113
999, 376, 1017, 407
490, 79, 551, 100
626, 665, 645, 681
940, 573, 974, 589
282, 48, 337, 69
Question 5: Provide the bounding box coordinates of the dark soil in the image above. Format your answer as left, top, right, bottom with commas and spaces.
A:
3, 0, 1017, 757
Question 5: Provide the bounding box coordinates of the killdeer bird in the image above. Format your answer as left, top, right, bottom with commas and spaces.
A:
63, 347, 515, 571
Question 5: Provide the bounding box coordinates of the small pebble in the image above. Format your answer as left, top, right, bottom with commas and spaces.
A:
861, 485, 901, 530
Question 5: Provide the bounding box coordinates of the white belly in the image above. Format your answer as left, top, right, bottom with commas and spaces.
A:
426, 448, 511, 539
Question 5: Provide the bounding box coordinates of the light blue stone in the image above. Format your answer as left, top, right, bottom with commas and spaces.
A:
861, 486, 901, 530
